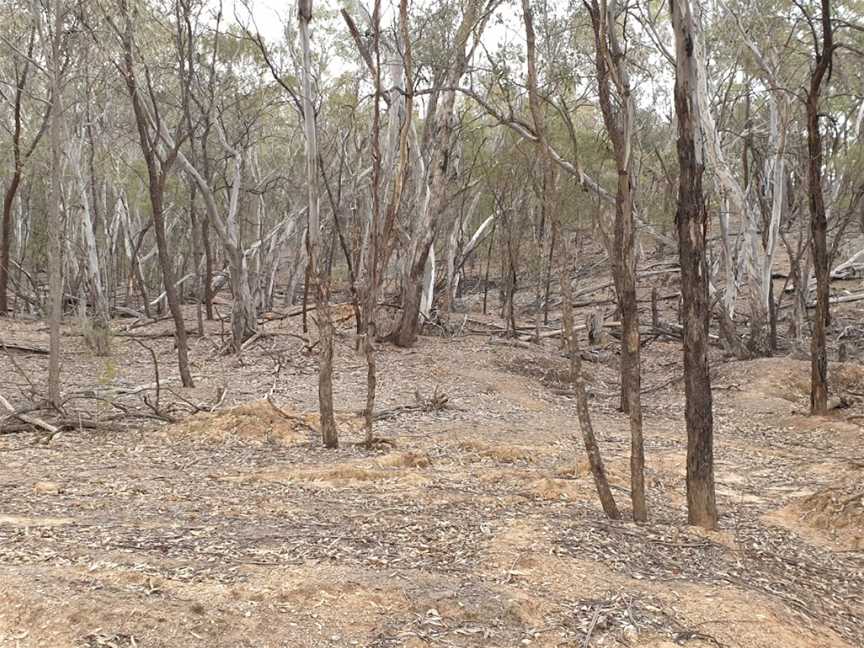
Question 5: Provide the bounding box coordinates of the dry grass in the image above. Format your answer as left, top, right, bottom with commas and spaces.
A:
455, 438, 537, 463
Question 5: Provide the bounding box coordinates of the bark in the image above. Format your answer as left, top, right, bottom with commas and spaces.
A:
805, 0, 834, 415
360, 0, 384, 446
299, 0, 337, 448
671, 0, 718, 529
1, 173, 22, 316
482, 220, 496, 314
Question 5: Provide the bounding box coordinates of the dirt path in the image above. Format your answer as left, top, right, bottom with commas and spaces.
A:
1, 314, 863, 648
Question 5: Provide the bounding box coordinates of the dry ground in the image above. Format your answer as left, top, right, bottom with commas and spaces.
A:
2, 295, 864, 648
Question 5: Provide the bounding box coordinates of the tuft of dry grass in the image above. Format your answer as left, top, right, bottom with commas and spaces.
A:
456, 439, 536, 463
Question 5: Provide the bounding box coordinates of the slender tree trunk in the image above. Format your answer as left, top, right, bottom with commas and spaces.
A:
299, 0, 337, 448
150, 187, 193, 386
202, 213, 214, 319
543, 224, 556, 325
560, 224, 620, 520
120, 2, 193, 387
483, 220, 495, 314
523, 0, 618, 519
189, 187, 205, 336
47, 14, 64, 406
1, 173, 24, 316
671, 0, 718, 529
806, 0, 834, 415
586, 0, 645, 521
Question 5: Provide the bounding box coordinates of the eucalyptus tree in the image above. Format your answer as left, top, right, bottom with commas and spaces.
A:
583, 0, 646, 521
28, 0, 73, 404
297, 0, 337, 447
113, 0, 194, 387
385, 0, 502, 347
522, 0, 619, 519
801, 0, 835, 414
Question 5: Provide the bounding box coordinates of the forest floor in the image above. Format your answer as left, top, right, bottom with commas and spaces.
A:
1, 281, 864, 648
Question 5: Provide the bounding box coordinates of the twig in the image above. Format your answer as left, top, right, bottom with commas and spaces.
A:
131, 338, 174, 422
582, 606, 601, 648
2, 342, 38, 396
266, 395, 318, 434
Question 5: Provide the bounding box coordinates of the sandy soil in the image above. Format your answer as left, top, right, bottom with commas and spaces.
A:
1, 294, 864, 648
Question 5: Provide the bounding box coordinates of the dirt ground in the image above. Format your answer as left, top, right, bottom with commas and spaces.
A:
2, 288, 864, 647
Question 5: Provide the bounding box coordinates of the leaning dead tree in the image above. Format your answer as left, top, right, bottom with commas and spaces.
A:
671, 0, 718, 529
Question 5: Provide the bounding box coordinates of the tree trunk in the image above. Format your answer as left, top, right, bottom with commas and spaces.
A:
120, 3, 193, 388
229, 251, 256, 350
202, 216, 214, 319
523, 0, 618, 518
806, 0, 834, 415
586, 0, 645, 521
561, 227, 620, 520
671, 0, 718, 529
0, 174, 22, 316
299, 0, 337, 448
47, 14, 64, 406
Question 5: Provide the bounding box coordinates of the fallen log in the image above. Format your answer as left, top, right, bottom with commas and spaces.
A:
0, 394, 59, 437
0, 340, 49, 355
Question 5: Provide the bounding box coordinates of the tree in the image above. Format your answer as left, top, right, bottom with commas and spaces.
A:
584, 0, 646, 522
670, 0, 718, 529
523, 0, 618, 519
385, 0, 499, 347
802, 0, 835, 415
298, 0, 337, 448
42, 0, 69, 405
116, 0, 194, 388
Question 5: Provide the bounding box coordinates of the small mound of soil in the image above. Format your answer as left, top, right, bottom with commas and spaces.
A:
161, 400, 371, 445
223, 460, 432, 489
501, 354, 596, 388
162, 400, 307, 445
375, 451, 431, 469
